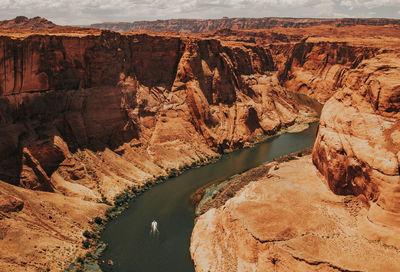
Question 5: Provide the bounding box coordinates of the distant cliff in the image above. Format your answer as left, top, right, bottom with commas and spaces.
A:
90, 17, 400, 33
0, 16, 58, 29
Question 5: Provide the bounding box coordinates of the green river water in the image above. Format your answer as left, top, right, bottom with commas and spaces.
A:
100, 122, 319, 272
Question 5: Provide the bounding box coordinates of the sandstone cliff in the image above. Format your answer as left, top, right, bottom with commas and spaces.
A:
312, 53, 400, 248
0, 31, 312, 194
0, 29, 318, 271
2, 23, 399, 271
191, 155, 400, 272
191, 25, 400, 272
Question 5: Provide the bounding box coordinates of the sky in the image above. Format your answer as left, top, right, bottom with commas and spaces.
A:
0, 0, 399, 25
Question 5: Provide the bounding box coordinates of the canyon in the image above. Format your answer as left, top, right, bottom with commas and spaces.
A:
0, 17, 399, 271
191, 24, 400, 272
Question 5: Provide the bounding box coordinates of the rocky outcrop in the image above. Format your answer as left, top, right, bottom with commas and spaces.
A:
191, 25, 400, 272
0, 31, 314, 194
274, 41, 378, 102
0, 179, 107, 272
90, 17, 400, 33
0, 16, 58, 29
312, 53, 400, 247
191, 156, 400, 272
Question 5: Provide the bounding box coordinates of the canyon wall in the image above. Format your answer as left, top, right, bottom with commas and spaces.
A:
312, 53, 400, 247
0, 30, 319, 271
0, 31, 313, 195
90, 17, 400, 33
191, 26, 400, 272
191, 155, 400, 272
2, 23, 399, 271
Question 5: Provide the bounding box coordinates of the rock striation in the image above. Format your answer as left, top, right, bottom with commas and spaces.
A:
0, 31, 313, 194
0, 28, 318, 271
312, 53, 400, 248
191, 156, 400, 272
1, 21, 400, 271
191, 24, 400, 272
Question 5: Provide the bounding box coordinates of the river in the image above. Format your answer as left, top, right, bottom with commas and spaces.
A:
100, 122, 319, 272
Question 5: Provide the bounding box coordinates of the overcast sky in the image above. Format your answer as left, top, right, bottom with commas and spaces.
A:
0, 0, 399, 25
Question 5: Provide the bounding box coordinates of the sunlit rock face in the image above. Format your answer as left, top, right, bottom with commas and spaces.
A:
312, 53, 400, 247
2, 17, 400, 271
0, 31, 310, 195
0, 27, 317, 271
191, 156, 400, 272
191, 26, 400, 272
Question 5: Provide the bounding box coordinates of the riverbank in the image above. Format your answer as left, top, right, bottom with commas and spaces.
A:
64, 153, 221, 272
190, 154, 400, 272
192, 148, 313, 217
65, 117, 318, 272
84, 120, 320, 272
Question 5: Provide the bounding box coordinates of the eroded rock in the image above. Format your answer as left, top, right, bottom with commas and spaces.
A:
312, 54, 400, 248
191, 157, 400, 272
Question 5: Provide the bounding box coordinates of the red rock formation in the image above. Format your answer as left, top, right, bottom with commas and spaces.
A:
0, 16, 58, 30
274, 41, 378, 102
191, 24, 400, 272
0, 24, 327, 270
312, 53, 400, 247
0, 27, 322, 270
2, 23, 399, 271
191, 156, 400, 272
0, 30, 314, 194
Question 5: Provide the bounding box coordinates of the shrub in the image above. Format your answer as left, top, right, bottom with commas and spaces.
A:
169, 168, 179, 178
82, 240, 90, 249
83, 230, 92, 239
105, 207, 118, 219
114, 193, 129, 206
101, 196, 111, 206
158, 176, 166, 182
94, 217, 103, 225
76, 257, 84, 263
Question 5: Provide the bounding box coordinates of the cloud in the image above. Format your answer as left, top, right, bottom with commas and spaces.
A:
0, 0, 398, 25
340, 0, 400, 10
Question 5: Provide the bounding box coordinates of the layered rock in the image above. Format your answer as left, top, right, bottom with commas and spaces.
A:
191, 26, 400, 272
0, 179, 107, 272
312, 53, 400, 247
2, 22, 399, 271
0, 31, 313, 195
191, 156, 400, 272
274, 41, 377, 102
0, 29, 318, 271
